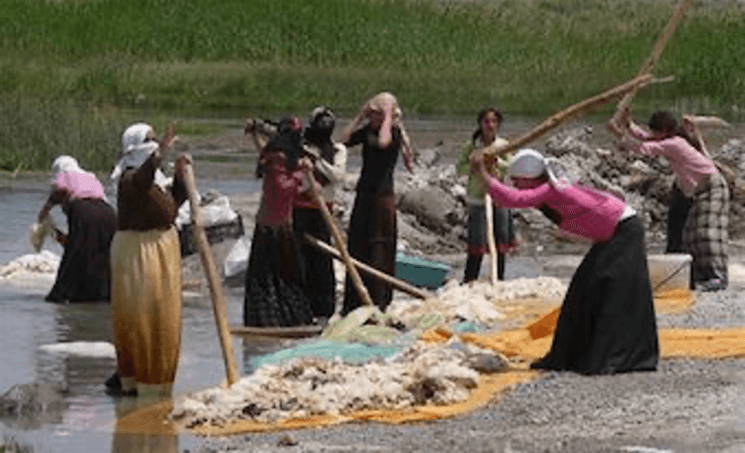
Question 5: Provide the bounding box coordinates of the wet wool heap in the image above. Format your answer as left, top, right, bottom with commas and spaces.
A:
172, 341, 507, 427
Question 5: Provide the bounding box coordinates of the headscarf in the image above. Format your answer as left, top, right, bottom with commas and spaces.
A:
108, 123, 171, 201
264, 116, 303, 171
51, 155, 89, 176
305, 106, 336, 163
365, 92, 413, 159
508, 148, 573, 190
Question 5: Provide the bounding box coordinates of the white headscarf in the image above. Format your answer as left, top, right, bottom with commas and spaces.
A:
52, 155, 88, 176
508, 148, 573, 190
108, 123, 172, 205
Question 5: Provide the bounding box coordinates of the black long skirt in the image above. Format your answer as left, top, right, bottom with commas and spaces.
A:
46, 198, 117, 303
342, 192, 396, 315
532, 216, 659, 375
243, 223, 314, 327
293, 207, 335, 318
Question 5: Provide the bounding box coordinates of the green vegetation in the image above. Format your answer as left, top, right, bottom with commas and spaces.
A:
1, 0, 744, 169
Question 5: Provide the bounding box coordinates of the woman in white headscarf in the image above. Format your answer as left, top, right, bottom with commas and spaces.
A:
471, 148, 658, 375
37, 155, 116, 303
107, 122, 189, 397
340, 92, 413, 315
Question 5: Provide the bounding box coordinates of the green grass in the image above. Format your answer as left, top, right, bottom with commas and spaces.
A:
1, 0, 745, 169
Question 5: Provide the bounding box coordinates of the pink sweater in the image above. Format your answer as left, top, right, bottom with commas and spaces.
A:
486, 179, 627, 242
54, 172, 106, 200
256, 153, 307, 227
628, 124, 717, 195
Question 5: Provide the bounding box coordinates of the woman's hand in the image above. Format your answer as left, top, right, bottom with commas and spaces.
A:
158, 122, 179, 155
469, 148, 490, 187
298, 157, 313, 172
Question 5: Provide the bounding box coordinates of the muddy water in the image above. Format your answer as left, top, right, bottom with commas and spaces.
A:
0, 180, 285, 453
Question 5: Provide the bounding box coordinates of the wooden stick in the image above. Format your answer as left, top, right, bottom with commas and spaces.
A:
229, 324, 323, 338
182, 159, 239, 387
613, 0, 695, 120
484, 193, 498, 286
484, 74, 654, 158
304, 233, 435, 300
306, 172, 374, 307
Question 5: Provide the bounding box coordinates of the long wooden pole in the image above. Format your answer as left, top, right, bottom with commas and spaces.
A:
304, 233, 435, 300
484, 194, 498, 286
306, 172, 374, 307
484, 74, 654, 158
613, 0, 696, 121
182, 159, 239, 387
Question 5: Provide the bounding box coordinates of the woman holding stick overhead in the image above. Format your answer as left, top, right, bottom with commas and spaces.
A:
37, 156, 117, 303
340, 92, 413, 315
243, 116, 315, 327
609, 110, 729, 291
456, 107, 518, 283
471, 148, 658, 375
108, 122, 188, 397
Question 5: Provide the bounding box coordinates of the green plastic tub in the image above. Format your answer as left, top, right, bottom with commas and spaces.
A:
395, 253, 451, 290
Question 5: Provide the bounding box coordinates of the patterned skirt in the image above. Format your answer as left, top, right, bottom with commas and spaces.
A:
244, 223, 314, 327
682, 172, 729, 285
110, 226, 182, 395
46, 198, 117, 303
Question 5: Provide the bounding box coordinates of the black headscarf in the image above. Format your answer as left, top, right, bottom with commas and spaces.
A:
304, 106, 336, 163
266, 116, 304, 170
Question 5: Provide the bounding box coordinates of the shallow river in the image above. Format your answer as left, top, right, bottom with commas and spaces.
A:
0, 179, 289, 453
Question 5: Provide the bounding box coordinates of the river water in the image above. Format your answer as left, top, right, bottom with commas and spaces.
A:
0, 179, 290, 453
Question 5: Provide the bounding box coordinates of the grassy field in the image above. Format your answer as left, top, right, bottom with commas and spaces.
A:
1, 0, 744, 170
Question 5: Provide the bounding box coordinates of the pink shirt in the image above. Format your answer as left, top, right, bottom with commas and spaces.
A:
256, 153, 307, 227
628, 124, 717, 195
486, 179, 627, 242
54, 172, 106, 200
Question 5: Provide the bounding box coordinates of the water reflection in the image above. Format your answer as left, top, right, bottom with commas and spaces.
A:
111, 396, 179, 453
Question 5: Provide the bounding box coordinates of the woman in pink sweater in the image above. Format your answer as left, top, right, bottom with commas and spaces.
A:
38, 156, 116, 303
609, 110, 728, 291
471, 148, 658, 375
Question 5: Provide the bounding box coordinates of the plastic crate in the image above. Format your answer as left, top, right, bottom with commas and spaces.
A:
179, 214, 244, 257
395, 253, 451, 290
647, 253, 692, 292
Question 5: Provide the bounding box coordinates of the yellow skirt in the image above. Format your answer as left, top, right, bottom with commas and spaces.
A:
111, 227, 182, 395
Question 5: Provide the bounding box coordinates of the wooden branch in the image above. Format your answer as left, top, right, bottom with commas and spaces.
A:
183, 159, 239, 387
484, 74, 654, 158
484, 194, 498, 286
229, 324, 323, 338
613, 0, 695, 119
304, 233, 435, 301
306, 173, 374, 308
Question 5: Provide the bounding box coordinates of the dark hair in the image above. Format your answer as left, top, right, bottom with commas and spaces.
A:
648, 111, 702, 151
262, 116, 303, 172
472, 107, 504, 145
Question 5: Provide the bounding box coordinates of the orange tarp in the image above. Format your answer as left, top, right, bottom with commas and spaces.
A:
160, 288, 745, 436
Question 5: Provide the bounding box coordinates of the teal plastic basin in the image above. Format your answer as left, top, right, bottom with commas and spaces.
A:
395, 253, 451, 290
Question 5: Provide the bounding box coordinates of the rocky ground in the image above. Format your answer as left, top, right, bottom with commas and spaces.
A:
181, 122, 745, 285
